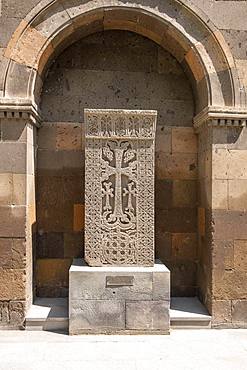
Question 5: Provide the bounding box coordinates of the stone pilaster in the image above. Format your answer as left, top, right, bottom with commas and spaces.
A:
0, 98, 41, 328
194, 107, 247, 328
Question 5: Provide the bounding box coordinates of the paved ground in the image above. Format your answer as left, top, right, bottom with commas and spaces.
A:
0, 329, 247, 370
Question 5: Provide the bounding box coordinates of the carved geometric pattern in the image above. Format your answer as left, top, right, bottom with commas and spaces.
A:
84, 109, 157, 267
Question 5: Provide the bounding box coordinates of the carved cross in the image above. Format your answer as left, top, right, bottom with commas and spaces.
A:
102, 181, 114, 211
123, 182, 137, 212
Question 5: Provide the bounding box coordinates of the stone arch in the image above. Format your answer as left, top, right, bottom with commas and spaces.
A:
2, 0, 241, 115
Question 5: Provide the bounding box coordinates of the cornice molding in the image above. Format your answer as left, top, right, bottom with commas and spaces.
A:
0, 99, 42, 127
193, 106, 247, 131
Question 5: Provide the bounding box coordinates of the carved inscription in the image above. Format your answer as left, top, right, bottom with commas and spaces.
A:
84, 109, 157, 266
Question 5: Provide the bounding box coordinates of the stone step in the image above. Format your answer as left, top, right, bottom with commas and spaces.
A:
25, 297, 211, 331
25, 298, 68, 332
170, 297, 212, 329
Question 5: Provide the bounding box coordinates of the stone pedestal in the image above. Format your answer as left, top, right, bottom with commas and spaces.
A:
69, 259, 170, 334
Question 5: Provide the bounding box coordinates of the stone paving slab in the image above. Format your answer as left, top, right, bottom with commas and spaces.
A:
0, 330, 246, 370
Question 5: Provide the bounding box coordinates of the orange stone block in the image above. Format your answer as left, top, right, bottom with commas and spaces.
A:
73, 204, 85, 232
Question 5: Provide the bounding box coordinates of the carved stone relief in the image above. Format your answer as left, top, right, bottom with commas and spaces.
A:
84, 109, 157, 266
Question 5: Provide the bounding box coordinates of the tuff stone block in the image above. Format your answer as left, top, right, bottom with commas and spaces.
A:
155, 179, 173, 210
212, 300, 232, 325
126, 301, 169, 331
0, 142, 27, 174
0, 206, 26, 237
56, 123, 82, 151
172, 180, 197, 207
36, 258, 72, 297
171, 127, 198, 154
0, 268, 25, 300
156, 153, 197, 180
0, 300, 25, 328
64, 232, 83, 258
229, 180, 247, 211
36, 232, 64, 258
234, 240, 247, 272
172, 233, 197, 261
69, 300, 125, 334
69, 259, 170, 334
232, 300, 247, 324
212, 179, 228, 210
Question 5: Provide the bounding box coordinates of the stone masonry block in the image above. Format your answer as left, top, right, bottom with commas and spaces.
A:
0, 238, 26, 269
69, 259, 170, 334
156, 153, 197, 180
32, 2, 70, 39
172, 180, 197, 207
212, 179, 228, 210
0, 142, 27, 174
172, 233, 197, 261
155, 126, 171, 153
126, 301, 169, 331
69, 300, 125, 334
232, 300, 247, 324
229, 180, 247, 211
0, 206, 26, 238
0, 300, 25, 328
0, 17, 21, 48
56, 123, 82, 151
234, 240, 247, 272
0, 173, 12, 205
0, 268, 25, 300
171, 127, 198, 154
213, 210, 247, 241
212, 300, 232, 325
36, 258, 72, 289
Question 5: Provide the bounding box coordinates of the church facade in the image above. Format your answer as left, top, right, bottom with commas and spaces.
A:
0, 0, 247, 329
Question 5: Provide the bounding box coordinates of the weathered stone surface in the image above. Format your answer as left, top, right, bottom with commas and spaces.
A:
0, 206, 26, 238
156, 152, 197, 180
0, 142, 27, 174
36, 258, 72, 297
84, 109, 157, 267
172, 233, 197, 261
229, 180, 247, 211
0, 300, 25, 328
212, 300, 232, 325
212, 210, 247, 240
69, 259, 170, 334
155, 179, 173, 210
172, 180, 197, 207
234, 239, 247, 272
0, 268, 25, 300
73, 204, 84, 232
171, 127, 197, 154
36, 232, 64, 258
212, 179, 228, 210
126, 301, 169, 331
0, 238, 26, 269
69, 300, 125, 334
70, 270, 153, 301
232, 300, 247, 323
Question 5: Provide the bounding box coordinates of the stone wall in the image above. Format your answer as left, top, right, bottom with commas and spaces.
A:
37, 30, 197, 297
0, 118, 36, 328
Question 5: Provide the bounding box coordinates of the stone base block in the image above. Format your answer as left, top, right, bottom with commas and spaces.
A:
69, 259, 170, 335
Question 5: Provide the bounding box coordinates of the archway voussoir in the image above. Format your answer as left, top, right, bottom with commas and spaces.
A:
32, 1, 71, 40
184, 47, 205, 83
5, 60, 35, 99
6, 26, 48, 70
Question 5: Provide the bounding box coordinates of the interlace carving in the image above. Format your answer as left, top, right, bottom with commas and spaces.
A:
84, 109, 157, 266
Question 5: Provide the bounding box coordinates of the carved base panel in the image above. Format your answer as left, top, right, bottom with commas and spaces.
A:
69, 259, 170, 335
84, 109, 157, 267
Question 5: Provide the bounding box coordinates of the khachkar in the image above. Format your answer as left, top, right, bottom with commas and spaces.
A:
84, 109, 156, 267
69, 109, 170, 335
